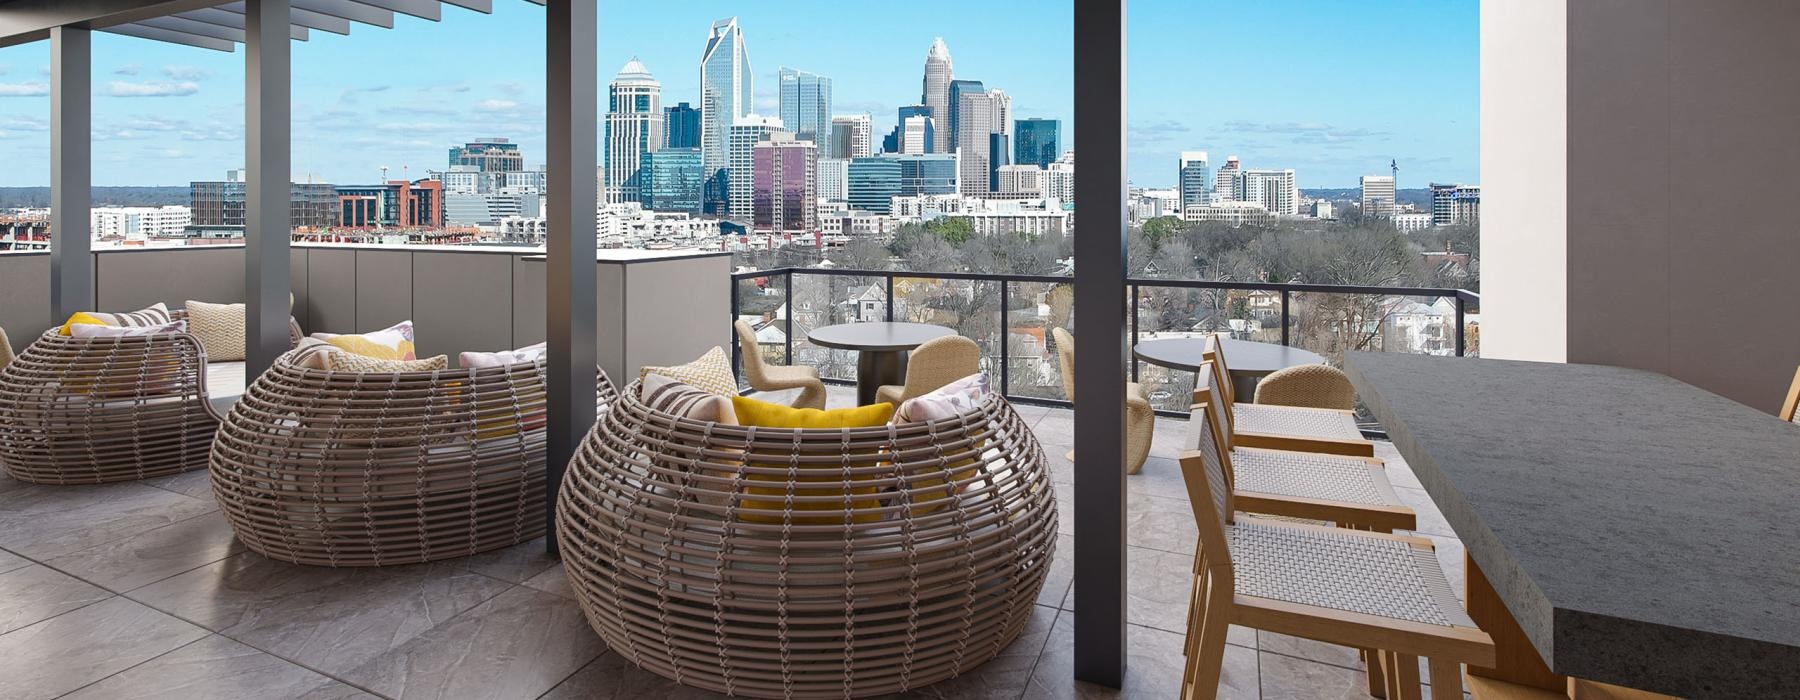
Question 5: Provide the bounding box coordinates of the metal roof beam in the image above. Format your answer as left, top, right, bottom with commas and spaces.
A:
216, 2, 362, 33
102, 22, 236, 52
350, 0, 440, 22
440, 0, 495, 11
136, 14, 309, 42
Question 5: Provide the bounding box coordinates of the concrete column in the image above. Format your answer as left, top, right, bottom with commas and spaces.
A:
245, 0, 292, 375
49, 26, 91, 319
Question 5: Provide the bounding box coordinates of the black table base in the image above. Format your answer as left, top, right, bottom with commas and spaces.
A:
856, 350, 907, 407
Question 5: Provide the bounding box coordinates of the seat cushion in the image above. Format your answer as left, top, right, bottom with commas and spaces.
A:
205, 361, 247, 415
1233, 403, 1363, 440
729, 397, 894, 524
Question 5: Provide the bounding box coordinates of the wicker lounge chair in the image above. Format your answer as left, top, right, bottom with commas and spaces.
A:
736, 319, 826, 409
874, 334, 982, 405
1051, 327, 1154, 474
556, 384, 1056, 699
0, 310, 298, 485
1177, 390, 1492, 700
1252, 363, 1357, 410
210, 351, 618, 567
1782, 366, 1799, 423
1202, 334, 1374, 457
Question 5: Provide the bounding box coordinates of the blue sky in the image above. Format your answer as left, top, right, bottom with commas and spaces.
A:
0, 0, 1474, 189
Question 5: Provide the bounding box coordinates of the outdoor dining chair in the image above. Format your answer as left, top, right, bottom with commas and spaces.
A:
1051, 327, 1155, 474
1203, 334, 1373, 457
1782, 365, 1799, 423
1252, 363, 1358, 410
874, 333, 981, 406
1176, 390, 1493, 700
734, 319, 826, 409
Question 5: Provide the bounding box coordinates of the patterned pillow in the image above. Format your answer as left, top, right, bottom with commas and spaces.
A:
289, 337, 341, 369
58, 302, 172, 336
311, 321, 416, 361
639, 346, 736, 397
185, 300, 247, 361
323, 352, 448, 373
893, 372, 989, 424
641, 373, 737, 424
459, 342, 547, 369
69, 320, 187, 339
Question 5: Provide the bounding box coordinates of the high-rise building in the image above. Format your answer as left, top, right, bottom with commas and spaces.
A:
1178, 151, 1211, 208
830, 114, 873, 159
996, 164, 1044, 196
1014, 118, 1059, 169
921, 38, 953, 154
1241, 169, 1298, 216
639, 148, 704, 213
847, 157, 901, 213
446, 138, 523, 173
900, 115, 935, 154
817, 157, 850, 202
946, 79, 984, 151
955, 89, 1011, 196
1360, 175, 1396, 217
190, 169, 335, 230
777, 67, 832, 157
987, 132, 1011, 190
334, 179, 443, 228
664, 102, 700, 149
700, 17, 753, 214
91, 206, 191, 240
1216, 156, 1243, 202
603, 57, 664, 205
728, 114, 785, 222
1429, 183, 1480, 226
891, 153, 959, 196
751, 132, 816, 235
1044, 152, 1075, 203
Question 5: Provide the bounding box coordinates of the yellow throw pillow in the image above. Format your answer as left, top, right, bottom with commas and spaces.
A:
57, 302, 173, 336
640, 346, 737, 397
731, 396, 894, 524
312, 321, 416, 361
58, 312, 110, 336
185, 300, 247, 361
323, 352, 448, 373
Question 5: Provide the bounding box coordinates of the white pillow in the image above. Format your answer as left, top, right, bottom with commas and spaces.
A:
459, 342, 547, 369
892, 372, 990, 424
69, 320, 187, 339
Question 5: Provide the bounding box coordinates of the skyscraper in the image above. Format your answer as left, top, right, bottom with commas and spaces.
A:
664, 102, 700, 149
901, 115, 935, 154
1014, 118, 1059, 169
728, 114, 785, 222
1241, 169, 1298, 216
955, 89, 1011, 196
603, 58, 664, 205
1360, 175, 1396, 217
447, 138, 523, 173
946, 79, 984, 151
1216, 156, 1243, 202
1178, 151, 1211, 208
987, 132, 1011, 190
752, 132, 816, 235
817, 157, 850, 202
830, 114, 873, 159
921, 38, 953, 154
1429, 183, 1480, 225
700, 17, 752, 215
847, 157, 902, 213
639, 148, 703, 213
778, 67, 832, 157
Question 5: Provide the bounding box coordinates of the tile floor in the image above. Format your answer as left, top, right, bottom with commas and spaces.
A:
0, 385, 1471, 699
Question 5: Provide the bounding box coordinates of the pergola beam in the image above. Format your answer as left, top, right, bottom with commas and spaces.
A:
49, 26, 93, 320
350, 0, 440, 22
101, 22, 238, 51
177, 6, 337, 37
0, 0, 220, 48
141, 13, 309, 41
216, 2, 360, 34
244, 0, 292, 375
439, 0, 494, 12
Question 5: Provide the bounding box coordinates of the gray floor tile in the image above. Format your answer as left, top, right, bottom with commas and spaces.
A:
539, 651, 728, 699
45, 512, 243, 593
521, 562, 575, 600
1036, 534, 1074, 608
458, 536, 560, 585
139, 468, 216, 501
336, 586, 604, 700
1258, 630, 1366, 671
128, 552, 513, 677
0, 481, 218, 560
0, 564, 112, 634
1024, 612, 1255, 699
1124, 546, 1197, 634
62, 634, 374, 700
0, 596, 208, 700
0, 548, 28, 575
1259, 649, 1380, 700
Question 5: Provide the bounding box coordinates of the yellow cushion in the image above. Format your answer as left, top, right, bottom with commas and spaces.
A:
730, 396, 894, 524
640, 346, 736, 396
58, 312, 109, 336
314, 321, 416, 361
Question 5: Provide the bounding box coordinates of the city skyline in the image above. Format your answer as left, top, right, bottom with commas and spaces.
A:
0, 0, 1474, 189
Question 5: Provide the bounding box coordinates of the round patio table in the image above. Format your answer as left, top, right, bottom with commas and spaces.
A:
1133, 337, 1326, 402
807, 322, 955, 406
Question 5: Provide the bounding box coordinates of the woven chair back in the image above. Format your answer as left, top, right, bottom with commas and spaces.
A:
899, 334, 982, 401
1052, 327, 1075, 403
1179, 390, 1236, 577
733, 319, 768, 382
1254, 363, 1356, 410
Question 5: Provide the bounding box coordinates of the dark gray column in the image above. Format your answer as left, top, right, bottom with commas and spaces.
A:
544, 0, 598, 556
1071, 0, 1128, 687
49, 26, 91, 320
245, 0, 291, 375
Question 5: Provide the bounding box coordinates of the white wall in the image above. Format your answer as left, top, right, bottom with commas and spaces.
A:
1479, 0, 1567, 362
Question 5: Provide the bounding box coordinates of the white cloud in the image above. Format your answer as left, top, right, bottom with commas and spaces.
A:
115, 64, 140, 76
161, 65, 208, 81
475, 99, 518, 112
104, 81, 200, 97
0, 82, 49, 97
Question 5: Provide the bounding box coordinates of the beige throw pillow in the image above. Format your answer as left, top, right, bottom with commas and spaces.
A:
185, 300, 246, 361
323, 352, 448, 373
639, 346, 737, 397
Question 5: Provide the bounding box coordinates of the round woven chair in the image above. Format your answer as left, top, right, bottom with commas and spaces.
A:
556, 384, 1057, 699
210, 352, 619, 567
1252, 363, 1357, 410
0, 311, 298, 485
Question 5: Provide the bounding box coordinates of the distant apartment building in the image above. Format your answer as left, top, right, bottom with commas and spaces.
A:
830, 114, 873, 159
953, 197, 1068, 237
664, 102, 700, 149
447, 137, 523, 173
1181, 200, 1275, 226
751, 132, 817, 236
1360, 175, 1397, 217
778, 67, 832, 157
603, 58, 664, 205
1130, 188, 1180, 221
956, 89, 1011, 196
900, 115, 935, 154
334, 180, 443, 229
91, 205, 191, 240
189, 169, 335, 230
817, 157, 850, 202
1215, 156, 1242, 202
728, 114, 785, 222
846, 153, 958, 214
996, 164, 1044, 197
639, 148, 704, 213
1043, 151, 1075, 203
1014, 118, 1059, 168
1430, 183, 1481, 226
1391, 212, 1433, 232
1178, 151, 1211, 207
1241, 169, 1298, 216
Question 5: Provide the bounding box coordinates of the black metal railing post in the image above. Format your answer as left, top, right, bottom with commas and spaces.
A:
1279, 289, 1291, 346
784, 269, 795, 364
885, 272, 896, 322
999, 279, 1010, 394
1454, 294, 1467, 357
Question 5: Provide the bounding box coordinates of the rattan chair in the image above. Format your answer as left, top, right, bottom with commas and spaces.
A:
1253, 363, 1357, 410
874, 334, 982, 406
736, 319, 826, 409
1188, 360, 1413, 533
1202, 334, 1373, 457
556, 384, 1056, 699
210, 352, 618, 567
0, 310, 298, 485
1782, 366, 1800, 423
1177, 391, 1493, 700
1051, 327, 1154, 474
